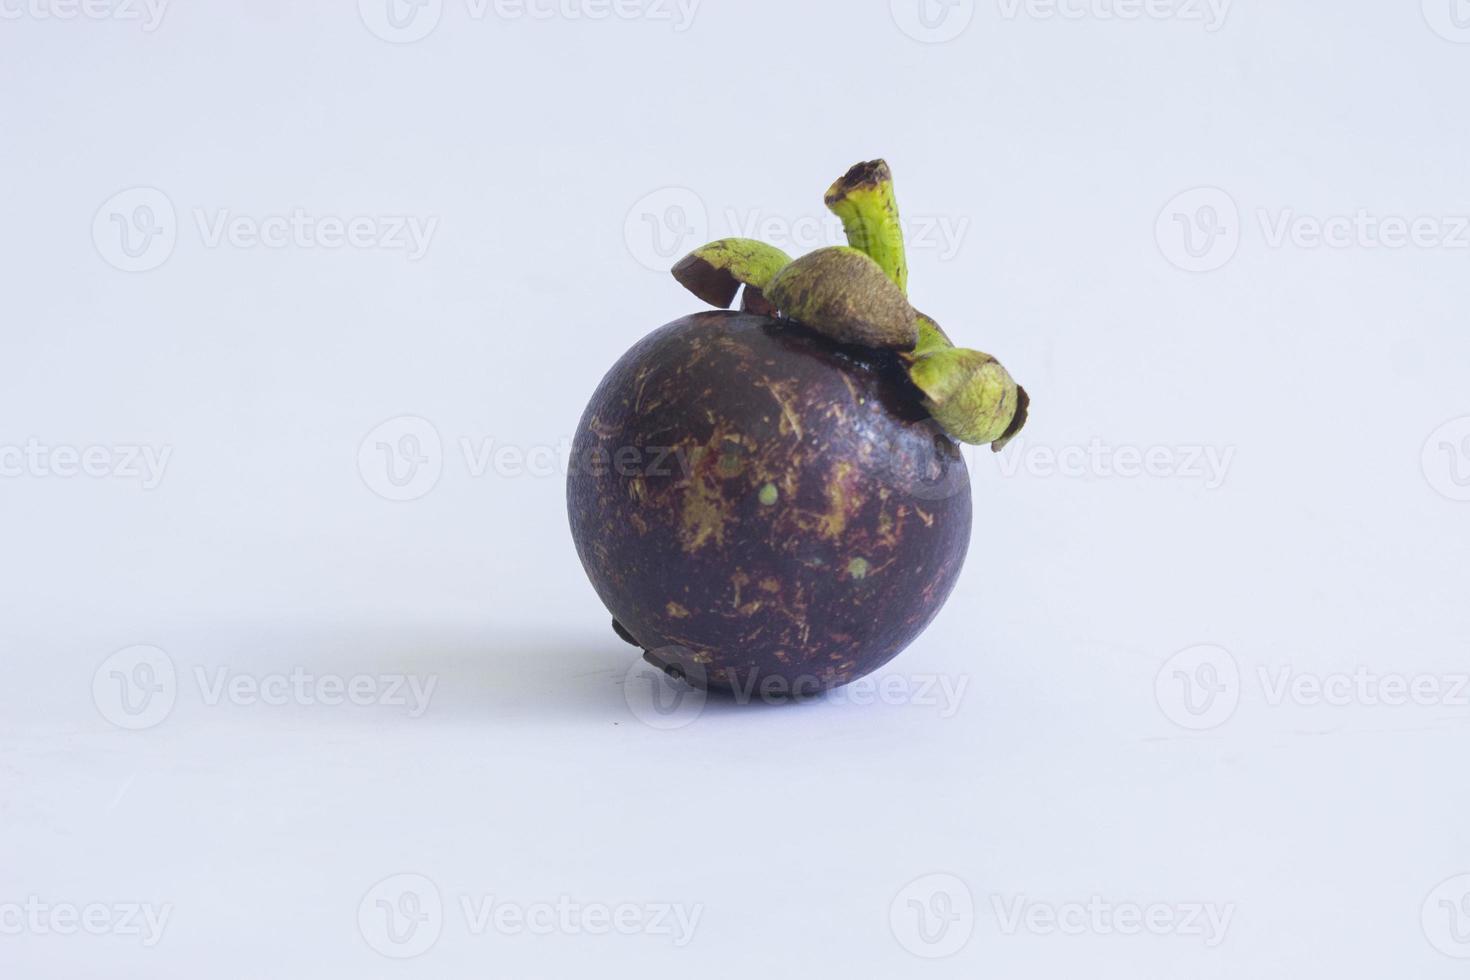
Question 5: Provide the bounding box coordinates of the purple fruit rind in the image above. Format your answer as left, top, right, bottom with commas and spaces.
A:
567, 311, 972, 693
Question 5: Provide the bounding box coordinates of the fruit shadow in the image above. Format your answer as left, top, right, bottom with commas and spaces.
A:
151, 619, 817, 724
395, 632, 815, 721
308, 626, 637, 723
332, 626, 816, 722
327, 628, 829, 719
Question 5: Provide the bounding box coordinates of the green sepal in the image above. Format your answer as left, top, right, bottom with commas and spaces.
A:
671, 238, 793, 309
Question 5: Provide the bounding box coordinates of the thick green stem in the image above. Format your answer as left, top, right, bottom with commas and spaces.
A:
825, 160, 909, 294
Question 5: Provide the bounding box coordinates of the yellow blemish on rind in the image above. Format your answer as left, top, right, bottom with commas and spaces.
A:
758, 379, 804, 441
679, 431, 741, 553
758, 483, 778, 506
816, 461, 859, 539
846, 557, 870, 580
666, 602, 690, 618
680, 474, 726, 552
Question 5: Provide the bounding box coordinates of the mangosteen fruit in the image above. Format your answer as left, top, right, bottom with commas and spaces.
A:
568, 160, 1028, 696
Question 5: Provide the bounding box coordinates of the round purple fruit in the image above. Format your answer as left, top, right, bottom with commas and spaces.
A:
567, 161, 1028, 696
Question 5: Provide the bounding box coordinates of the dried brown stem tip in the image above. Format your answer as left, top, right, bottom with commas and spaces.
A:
764, 246, 918, 350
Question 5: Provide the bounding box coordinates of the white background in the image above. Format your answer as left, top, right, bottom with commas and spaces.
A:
3, 0, 1469, 976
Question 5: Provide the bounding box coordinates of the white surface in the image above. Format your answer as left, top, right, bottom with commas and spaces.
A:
3, 2, 1469, 977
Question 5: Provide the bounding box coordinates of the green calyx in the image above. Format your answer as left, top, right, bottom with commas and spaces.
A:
764, 247, 917, 350
671, 238, 792, 309
912, 313, 953, 357
908, 348, 1028, 449
667, 160, 1029, 450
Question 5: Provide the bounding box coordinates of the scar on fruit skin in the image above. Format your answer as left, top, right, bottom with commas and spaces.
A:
815, 461, 858, 540
758, 378, 803, 440
679, 430, 740, 553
